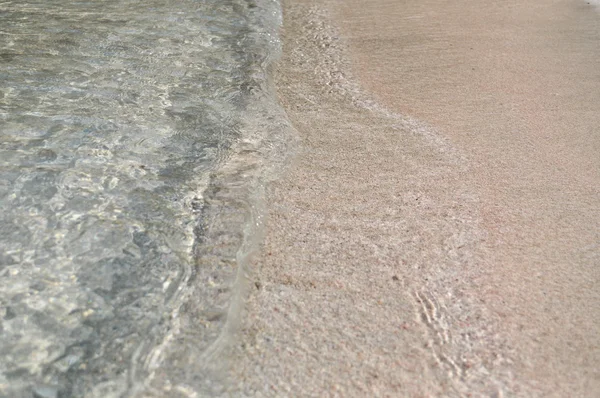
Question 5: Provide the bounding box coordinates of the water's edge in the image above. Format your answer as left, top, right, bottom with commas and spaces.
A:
129, 1, 298, 396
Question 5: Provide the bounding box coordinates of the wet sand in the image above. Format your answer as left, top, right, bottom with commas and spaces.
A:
234, 0, 600, 396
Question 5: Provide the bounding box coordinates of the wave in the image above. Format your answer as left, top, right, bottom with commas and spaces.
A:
0, 0, 295, 396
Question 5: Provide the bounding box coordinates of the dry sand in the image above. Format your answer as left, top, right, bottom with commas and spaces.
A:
233, 0, 600, 396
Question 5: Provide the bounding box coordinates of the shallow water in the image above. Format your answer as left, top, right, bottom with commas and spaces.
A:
0, 0, 288, 396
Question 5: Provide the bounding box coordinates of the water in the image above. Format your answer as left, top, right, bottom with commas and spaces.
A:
0, 0, 293, 396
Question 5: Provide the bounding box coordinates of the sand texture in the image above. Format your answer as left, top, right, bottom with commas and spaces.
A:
233, 0, 600, 396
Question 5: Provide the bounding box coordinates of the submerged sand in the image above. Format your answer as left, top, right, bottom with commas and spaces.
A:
234, 0, 600, 396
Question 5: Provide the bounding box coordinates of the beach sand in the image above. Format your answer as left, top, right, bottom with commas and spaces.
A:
233, 0, 600, 396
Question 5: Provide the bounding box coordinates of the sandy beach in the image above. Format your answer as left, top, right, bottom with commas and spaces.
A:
234, 0, 600, 396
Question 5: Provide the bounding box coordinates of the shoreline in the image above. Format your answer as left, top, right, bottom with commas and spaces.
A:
234, 0, 600, 396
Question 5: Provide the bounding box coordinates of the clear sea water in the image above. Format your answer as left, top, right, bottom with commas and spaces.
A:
0, 0, 291, 396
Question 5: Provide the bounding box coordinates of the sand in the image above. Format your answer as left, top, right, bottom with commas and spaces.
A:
233, 0, 600, 396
